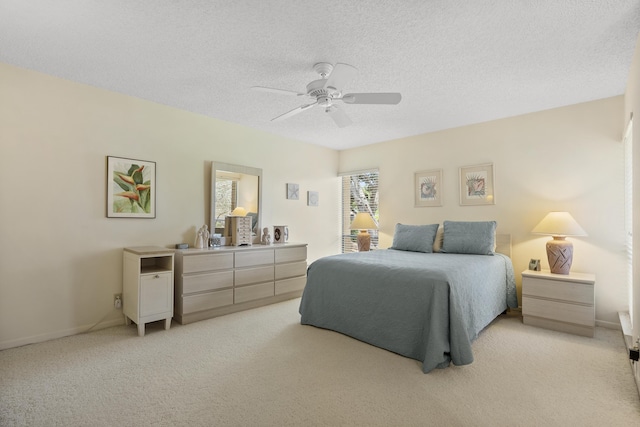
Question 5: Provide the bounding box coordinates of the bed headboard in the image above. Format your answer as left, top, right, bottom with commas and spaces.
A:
495, 234, 511, 258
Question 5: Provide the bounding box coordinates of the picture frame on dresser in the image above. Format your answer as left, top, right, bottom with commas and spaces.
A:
106, 156, 156, 218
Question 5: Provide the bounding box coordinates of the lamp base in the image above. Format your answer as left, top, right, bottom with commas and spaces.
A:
357, 231, 371, 252
546, 237, 573, 274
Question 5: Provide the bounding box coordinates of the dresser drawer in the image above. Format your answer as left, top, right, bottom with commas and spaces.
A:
522, 296, 594, 326
234, 282, 274, 303
235, 249, 274, 268
183, 289, 233, 313
275, 246, 307, 263
275, 276, 306, 295
235, 265, 274, 286
182, 270, 233, 294
523, 277, 593, 304
275, 261, 307, 280
182, 253, 233, 274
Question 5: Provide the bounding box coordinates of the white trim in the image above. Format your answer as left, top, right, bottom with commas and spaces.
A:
596, 319, 622, 330
0, 318, 124, 351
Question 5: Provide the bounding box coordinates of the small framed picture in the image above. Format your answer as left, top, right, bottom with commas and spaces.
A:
307, 191, 319, 207
529, 259, 541, 271
459, 163, 495, 206
415, 169, 443, 207
286, 183, 299, 200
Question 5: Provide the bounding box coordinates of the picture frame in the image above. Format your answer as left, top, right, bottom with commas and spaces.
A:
286, 183, 299, 200
106, 156, 156, 218
415, 169, 442, 207
307, 191, 319, 207
459, 163, 495, 206
273, 225, 289, 243
529, 258, 541, 271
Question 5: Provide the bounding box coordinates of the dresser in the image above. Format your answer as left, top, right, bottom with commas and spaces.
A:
174, 243, 307, 324
123, 246, 175, 336
521, 269, 595, 337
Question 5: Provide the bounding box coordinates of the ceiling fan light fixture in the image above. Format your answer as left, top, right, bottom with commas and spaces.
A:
254, 62, 401, 127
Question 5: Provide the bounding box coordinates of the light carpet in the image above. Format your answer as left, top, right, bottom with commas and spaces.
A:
1, 298, 639, 426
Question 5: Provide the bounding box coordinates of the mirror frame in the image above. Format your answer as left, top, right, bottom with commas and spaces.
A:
210, 161, 262, 242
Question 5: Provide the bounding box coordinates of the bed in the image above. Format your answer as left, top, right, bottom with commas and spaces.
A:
299, 221, 518, 373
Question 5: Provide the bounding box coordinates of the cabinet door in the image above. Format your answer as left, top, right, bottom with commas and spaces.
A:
140, 272, 173, 317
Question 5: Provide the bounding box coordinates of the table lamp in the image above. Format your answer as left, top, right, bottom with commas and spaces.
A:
350, 212, 378, 252
230, 207, 247, 216
531, 211, 587, 274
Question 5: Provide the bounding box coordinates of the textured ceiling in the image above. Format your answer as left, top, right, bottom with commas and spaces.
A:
1, 1, 639, 150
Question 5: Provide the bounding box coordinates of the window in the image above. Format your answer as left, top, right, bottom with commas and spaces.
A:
340, 169, 379, 253
214, 178, 237, 229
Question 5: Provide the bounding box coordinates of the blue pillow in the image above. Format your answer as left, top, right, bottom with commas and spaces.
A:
390, 223, 439, 253
441, 220, 496, 255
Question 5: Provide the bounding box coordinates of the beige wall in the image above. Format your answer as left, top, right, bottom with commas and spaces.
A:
625, 32, 640, 344
340, 96, 627, 325
0, 63, 340, 349
0, 60, 630, 349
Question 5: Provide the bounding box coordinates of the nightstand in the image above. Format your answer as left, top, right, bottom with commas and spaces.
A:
123, 247, 175, 337
521, 269, 595, 337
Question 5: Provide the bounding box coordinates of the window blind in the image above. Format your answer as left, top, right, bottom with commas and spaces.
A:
340, 170, 379, 253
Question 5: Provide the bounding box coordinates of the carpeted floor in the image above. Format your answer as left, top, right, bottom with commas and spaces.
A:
1, 298, 639, 426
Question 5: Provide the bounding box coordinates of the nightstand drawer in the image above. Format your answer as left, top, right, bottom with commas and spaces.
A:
523, 277, 593, 304
522, 296, 594, 326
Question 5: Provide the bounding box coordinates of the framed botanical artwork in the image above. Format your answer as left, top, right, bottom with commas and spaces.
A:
415, 169, 442, 207
106, 156, 156, 218
459, 163, 495, 206
307, 191, 319, 207
286, 183, 299, 200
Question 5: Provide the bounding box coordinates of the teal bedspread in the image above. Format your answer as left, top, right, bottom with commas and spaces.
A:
299, 250, 517, 373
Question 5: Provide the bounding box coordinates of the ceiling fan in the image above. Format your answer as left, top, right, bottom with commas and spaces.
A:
251, 62, 402, 128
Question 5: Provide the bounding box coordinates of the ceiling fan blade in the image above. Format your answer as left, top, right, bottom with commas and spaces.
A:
271, 101, 318, 122
325, 105, 352, 128
252, 86, 305, 96
324, 63, 357, 91
340, 93, 402, 105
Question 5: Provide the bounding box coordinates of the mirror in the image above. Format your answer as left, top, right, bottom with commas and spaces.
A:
210, 162, 262, 241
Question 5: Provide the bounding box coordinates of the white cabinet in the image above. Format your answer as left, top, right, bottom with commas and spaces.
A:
123, 247, 174, 336
174, 243, 307, 324
521, 269, 595, 337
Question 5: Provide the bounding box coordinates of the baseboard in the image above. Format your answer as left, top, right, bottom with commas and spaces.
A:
596, 319, 622, 330
0, 317, 125, 351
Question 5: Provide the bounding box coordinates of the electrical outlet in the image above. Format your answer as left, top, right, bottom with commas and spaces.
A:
114, 293, 122, 309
